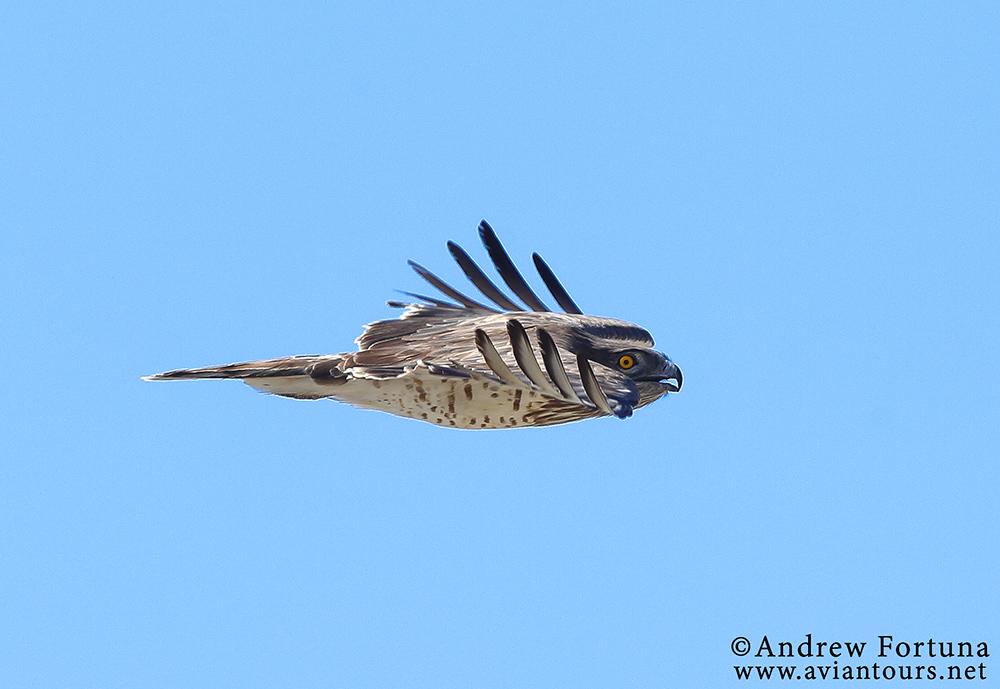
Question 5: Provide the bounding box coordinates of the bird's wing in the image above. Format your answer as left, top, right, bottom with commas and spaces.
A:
467, 320, 639, 420
404, 219, 584, 315
357, 219, 586, 354
354, 312, 640, 420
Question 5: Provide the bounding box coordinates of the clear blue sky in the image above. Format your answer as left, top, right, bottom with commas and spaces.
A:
2, 2, 997, 687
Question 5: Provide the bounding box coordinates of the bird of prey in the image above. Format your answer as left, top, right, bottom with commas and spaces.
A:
145, 220, 682, 429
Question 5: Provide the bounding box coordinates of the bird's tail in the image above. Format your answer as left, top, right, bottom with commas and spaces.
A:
143, 355, 345, 381
143, 355, 349, 399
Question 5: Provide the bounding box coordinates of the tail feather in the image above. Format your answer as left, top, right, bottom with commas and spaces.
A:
143, 355, 340, 382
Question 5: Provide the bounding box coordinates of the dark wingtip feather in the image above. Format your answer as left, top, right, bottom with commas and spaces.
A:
537, 328, 582, 402
532, 252, 583, 314
393, 289, 460, 308
506, 319, 558, 395
477, 221, 550, 312
407, 260, 494, 311
447, 240, 522, 311
475, 328, 522, 386
577, 355, 614, 415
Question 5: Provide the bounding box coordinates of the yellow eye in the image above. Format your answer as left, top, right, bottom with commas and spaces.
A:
618, 354, 636, 370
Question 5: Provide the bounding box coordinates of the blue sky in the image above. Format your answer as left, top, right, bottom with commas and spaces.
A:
2, 2, 998, 687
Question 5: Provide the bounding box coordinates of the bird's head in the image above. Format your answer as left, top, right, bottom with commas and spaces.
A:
565, 319, 683, 406
587, 347, 683, 393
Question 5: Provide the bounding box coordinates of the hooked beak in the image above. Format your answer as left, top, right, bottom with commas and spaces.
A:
640, 360, 683, 393
662, 362, 682, 393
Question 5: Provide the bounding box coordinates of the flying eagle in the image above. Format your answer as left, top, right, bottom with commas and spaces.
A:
145, 221, 683, 429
